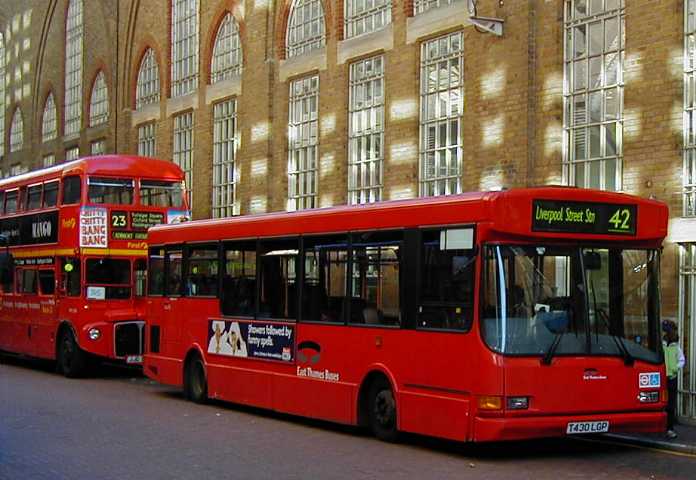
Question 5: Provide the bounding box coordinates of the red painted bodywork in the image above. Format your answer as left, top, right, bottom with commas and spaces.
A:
144, 187, 668, 442
0, 156, 187, 362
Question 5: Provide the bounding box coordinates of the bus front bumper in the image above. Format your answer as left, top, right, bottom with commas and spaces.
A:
473, 411, 666, 442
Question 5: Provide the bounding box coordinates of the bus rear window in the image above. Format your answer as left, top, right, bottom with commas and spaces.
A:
88, 177, 134, 205
140, 180, 184, 207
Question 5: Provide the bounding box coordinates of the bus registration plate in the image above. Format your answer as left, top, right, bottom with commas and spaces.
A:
126, 355, 143, 364
566, 421, 609, 434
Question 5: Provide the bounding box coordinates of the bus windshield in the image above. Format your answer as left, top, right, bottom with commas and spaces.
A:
88, 177, 134, 205
140, 180, 184, 207
481, 245, 661, 364
85, 258, 131, 299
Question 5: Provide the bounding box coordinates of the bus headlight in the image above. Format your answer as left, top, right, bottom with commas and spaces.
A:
506, 396, 530, 410
638, 391, 659, 403
88, 328, 101, 341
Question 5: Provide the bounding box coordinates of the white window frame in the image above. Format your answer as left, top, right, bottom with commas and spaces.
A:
138, 122, 157, 157
89, 71, 109, 127
563, 0, 624, 191
171, 0, 200, 97
419, 31, 463, 197
136, 48, 160, 109
288, 75, 319, 211
686, 0, 696, 215
212, 99, 238, 217
64, 0, 84, 136
42, 93, 58, 143
211, 13, 242, 83
90, 139, 105, 155
287, 0, 326, 58
344, 0, 392, 40
0, 32, 5, 156
9, 108, 23, 153
348, 55, 384, 204
414, 0, 462, 15
173, 111, 194, 206
43, 154, 55, 168
66, 146, 80, 161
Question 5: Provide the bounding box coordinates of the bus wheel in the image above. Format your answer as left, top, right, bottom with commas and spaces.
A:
368, 377, 398, 442
185, 357, 207, 404
58, 329, 87, 378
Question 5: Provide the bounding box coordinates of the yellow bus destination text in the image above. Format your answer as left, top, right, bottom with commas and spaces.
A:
535, 205, 597, 225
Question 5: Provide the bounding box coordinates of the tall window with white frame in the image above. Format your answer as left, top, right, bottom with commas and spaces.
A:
66, 146, 80, 161
563, 0, 624, 191
286, 0, 325, 58
136, 48, 160, 109
173, 112, 194, 206
212, 99, 237, 217
211, 12, 242, 82
348, 55, 384, 204
419, 31, 463, 197
686, 1, 696, 215
344, 0, 392, 39
10, 109, 23, 153
171, 0, 200, 97
138, 122, 156, 157
43, 155, 55, 168
288, 75, 319, 211
64, 0, 84, 136
0, 33, 5, 157
414, 0, 461, 15
42, 93, 58, 143
89, 71, 109, 127
91, 140, 105, 155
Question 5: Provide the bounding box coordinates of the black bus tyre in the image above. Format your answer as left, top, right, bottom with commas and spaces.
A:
186, 357, 208, 404
368, 377, 398, 442
58, 329, 87, 378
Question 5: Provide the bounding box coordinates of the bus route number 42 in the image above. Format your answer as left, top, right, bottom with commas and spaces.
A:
566, 421, 610, 434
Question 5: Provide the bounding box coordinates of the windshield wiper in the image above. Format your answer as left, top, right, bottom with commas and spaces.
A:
541, 331, 564, 366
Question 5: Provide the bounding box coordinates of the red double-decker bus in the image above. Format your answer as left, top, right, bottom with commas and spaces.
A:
0, 155, 188, 377
143, 187, 667, 442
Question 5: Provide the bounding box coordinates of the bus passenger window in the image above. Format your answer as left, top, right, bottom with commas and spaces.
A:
62, 258, 81, 297
148, 249, 164, 295
418, 228, 475, 331
301, 235, 348, 323
62, 176, 82, 204
165, 249, 183, 296
0, 191, 4, 214
88, 177, 134, 205
259, 239, 298, 320
5, 190, 18, 214
43, 181, 59, 207
135, 259, 147, 296
164, 250, 183, 297
186, 245, 218, 297
39, 270, 55, 295
27, 185, 42, 210
350, 231, 402, 326
140, 180, 184, 208
18, 269, 38, 294
221, 242, 256, 316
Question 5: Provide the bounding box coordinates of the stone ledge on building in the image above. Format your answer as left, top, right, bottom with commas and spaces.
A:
338, 25, 393, 65
406, 3, 472, 45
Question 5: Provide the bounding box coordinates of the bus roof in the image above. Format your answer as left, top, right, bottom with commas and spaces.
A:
148, 187, 669, 245
0, 155, 184, 189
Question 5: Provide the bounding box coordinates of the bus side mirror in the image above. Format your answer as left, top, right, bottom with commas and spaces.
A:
0, 252, 15, 285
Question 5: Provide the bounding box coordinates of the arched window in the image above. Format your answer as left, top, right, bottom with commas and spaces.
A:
42, 93, 58, 142
65, 0, 84, 135
136, 48, 160, 109
287, 0, 325, 58
0, 32, 5, 156
211, 13, 242, 83
171, 0, 200, 97
10, 108, 23, 153
89, 71, 109, 126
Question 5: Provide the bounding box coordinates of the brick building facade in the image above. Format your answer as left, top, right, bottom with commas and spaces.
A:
0, 0, 695, 421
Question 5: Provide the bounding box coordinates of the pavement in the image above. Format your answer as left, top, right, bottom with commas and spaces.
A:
602, 423, 696, 455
